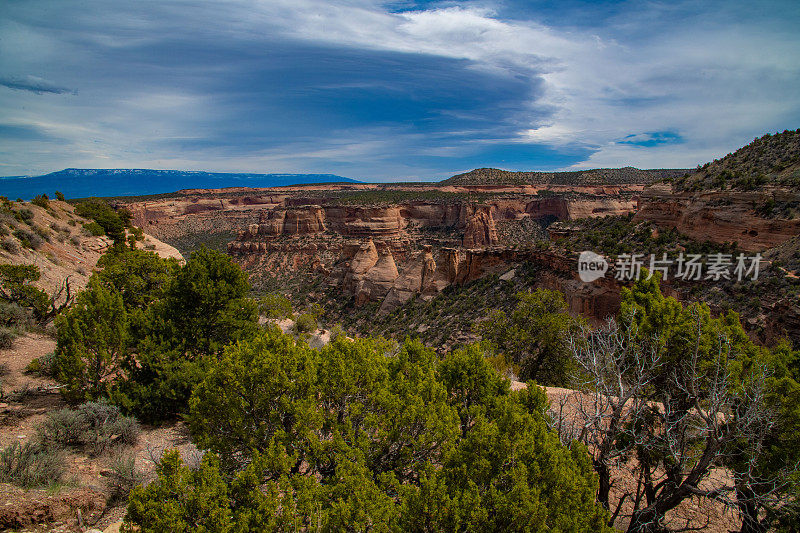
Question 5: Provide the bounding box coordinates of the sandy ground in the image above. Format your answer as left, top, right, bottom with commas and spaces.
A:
0, 333, 198, 532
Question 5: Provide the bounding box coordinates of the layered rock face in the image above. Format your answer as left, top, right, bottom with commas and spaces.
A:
226, 189, 648, 312
122, 193, 286, 243
229, 200, 509, 310
255, 206, 327, 236
462, 206, 499, 247
634, 185, 800, 252
325, 206, 407, 238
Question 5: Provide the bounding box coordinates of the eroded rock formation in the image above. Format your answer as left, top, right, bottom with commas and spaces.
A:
634, 185, 800, 252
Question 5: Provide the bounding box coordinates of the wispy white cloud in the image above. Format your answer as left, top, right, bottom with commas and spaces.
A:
0, 0, 798, 178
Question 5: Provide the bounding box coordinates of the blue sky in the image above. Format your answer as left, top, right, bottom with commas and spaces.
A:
1, 0, 799, 181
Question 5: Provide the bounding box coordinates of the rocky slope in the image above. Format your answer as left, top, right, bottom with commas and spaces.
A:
672, 129, 800, 192
635, 130, 800, 251
0, 199, 182, 297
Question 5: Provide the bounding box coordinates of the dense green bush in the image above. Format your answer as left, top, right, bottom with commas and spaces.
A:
479, 288, 583, 384
0, 264, 49, 323
55, 279, 128, 402
125, 330, 611, 532
112, 248, 259, 422
83, 221, 105, 236
96, 247, 179, 310
292, 312, 317, 334
257, 292, 292, 318
75, 198, 127, 243
48, 246, 257, 421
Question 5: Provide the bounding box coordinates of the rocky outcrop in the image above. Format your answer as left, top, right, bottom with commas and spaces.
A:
635, 185, 800, 252
325, 206, 407, 238
462, 207, 498, 247
256, 206, 327, 236
352, 244, 400, 305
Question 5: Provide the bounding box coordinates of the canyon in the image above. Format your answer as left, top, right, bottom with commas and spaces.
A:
116, 174, 800, 348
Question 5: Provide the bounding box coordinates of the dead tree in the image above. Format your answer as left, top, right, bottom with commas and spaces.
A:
41, 275, 74, 323
553, 309, 792, 533
554, 317, 661, 522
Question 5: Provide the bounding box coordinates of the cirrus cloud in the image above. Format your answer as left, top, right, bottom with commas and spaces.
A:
0, 0, 798, 179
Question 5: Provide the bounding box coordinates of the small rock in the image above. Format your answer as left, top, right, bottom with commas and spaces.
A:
104, 522, 124, 533
499, 269, 516, 281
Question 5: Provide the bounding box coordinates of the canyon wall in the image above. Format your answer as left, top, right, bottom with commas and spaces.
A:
634, 185, 800, 252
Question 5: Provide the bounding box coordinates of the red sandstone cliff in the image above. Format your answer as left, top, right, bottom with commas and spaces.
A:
635, 185, 800, 252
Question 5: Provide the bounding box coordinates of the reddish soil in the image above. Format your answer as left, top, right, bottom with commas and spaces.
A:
0, 334, 198, 532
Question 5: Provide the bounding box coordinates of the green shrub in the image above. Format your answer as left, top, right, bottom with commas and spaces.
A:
293, 312, 317, 334
0, 327, 16, 348
31, 194, 50, 209
75, 199, 126, 243
124, 332, 612, 532
55, 279, 128, 402
258, 293, 292, 318
55, 191, 66, 202
83, 221, 105, 236
37, 401, 140, 455
0, 441, 65, 488
25, 351, 55, 377
130, 226, 144, 242
112, 248, 258, 422
14, 209, 33, 224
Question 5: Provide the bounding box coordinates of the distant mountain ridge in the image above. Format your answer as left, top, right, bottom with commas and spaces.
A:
0, 168, 360, 200
441, 167, 690, 186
